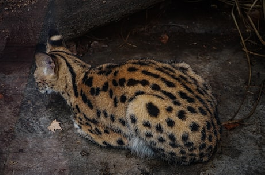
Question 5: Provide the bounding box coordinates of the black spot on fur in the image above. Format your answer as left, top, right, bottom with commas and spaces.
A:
109, 89, 113, 98
151, 84, 161, 91
199, 143, 206, 150
207, 145, 213, 153
103, 110, 108, 118
173, 100, 181, 106
104, 129, 110, 134
197, 88, 205, 95
95, 87, 100, 96
179, 91, 195, 103
134, 91, 145, 96
106, 64, 119, 69
166, 118, 175, 127
142, 70, 160, 78
181, 156, 187, 160
120, 95, 127, 103
180, 150, 186, 154
190, 122, 199, 131
156, 123, 163, 133
182, 84, 194, 94
95, 128, 102, 135
169, 142, 178, 148
90, 87, 95, 95
119, 118, 126, 126
158, 137, 165, 142
96, 110, 101, 118
103, 141, 112, 147
168, 133, 176, 142
169, 152, 176, 157
145, 132, 153, 138
199, 107, 207, 116
182, 133, 189, 142
114, 129, 122, 134
162, 66, 176, 73
114, 96, 118, 107
166, 106, 173, 112
110, 114, 115, 122
184, 141, 194, 148
199, 152, 205, 159
127, 79, 139, 86
85, 122, 91, 127
156, 67, 169, 75
189, 153, 196, 157
161, 90, 176, 100
179, 75, 188, 82
76, 105, 80, 113
118, 78, 126, 86
146, 102, 160, 117
178, 66, 188, 73
112, 79, 118, 86
113, 70, 119, 76
91, 118, 99, 125
177, 110, 186, 120
188, 147, 195, 152
201, 127, 206, 141
206, 121, 212, 130
117, 139, 125, 145
84, 77, 93, 87
102, 82, 108, 91
130, 114, 137, 123
127, 67, 138, 72
208, 135, 213, 142
132, 60, 149, 66
161, 77, 175, 87
97, 70, 112, 76
81, 90, 93, 109
142, 121, 151, 128
187, 106, 197, 113
140, 79, 149, 86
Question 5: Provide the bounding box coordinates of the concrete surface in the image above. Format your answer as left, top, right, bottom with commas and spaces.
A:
1, 1, 265, 175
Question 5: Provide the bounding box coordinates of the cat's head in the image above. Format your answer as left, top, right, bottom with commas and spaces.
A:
34, 52, 58, 94
34, 29, 66, 94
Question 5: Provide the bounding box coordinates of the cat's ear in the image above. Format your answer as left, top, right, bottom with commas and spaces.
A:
35, 53, 55, 76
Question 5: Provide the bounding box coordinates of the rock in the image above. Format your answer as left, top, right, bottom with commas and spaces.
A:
0, 0, 164, 45
39, 0, 165, 42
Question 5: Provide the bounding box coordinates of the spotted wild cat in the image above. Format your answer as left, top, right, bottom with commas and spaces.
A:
34, 29, 221, 165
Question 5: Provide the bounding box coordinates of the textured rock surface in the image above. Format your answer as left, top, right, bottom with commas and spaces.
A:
39, 0, 165, 42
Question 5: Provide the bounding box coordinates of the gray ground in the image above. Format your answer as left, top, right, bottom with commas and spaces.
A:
1, 1, 265, 175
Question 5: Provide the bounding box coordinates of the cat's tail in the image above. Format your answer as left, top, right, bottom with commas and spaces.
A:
47, 29, 64, 47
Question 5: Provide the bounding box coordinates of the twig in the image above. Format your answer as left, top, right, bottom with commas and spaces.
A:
242, 48, 265, 58
247, 15, 265, 45
247, 0, 259, 13
229, 4, 252, 121
225, 80, 264, 126
241, 80, 264, 121
231, 4, 252, 86
119, 32, 137, 48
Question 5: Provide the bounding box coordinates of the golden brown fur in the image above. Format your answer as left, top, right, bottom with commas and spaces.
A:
34, 30, 221, 164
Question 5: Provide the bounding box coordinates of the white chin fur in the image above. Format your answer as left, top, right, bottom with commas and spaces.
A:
129, 137, 154, 158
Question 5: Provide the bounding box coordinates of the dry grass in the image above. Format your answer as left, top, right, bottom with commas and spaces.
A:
219, 0, 265, 127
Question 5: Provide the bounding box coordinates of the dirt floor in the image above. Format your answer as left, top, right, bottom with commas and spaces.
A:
1, 1, 265, 175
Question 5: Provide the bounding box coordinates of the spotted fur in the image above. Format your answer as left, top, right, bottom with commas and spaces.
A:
34, 30, 221, 165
